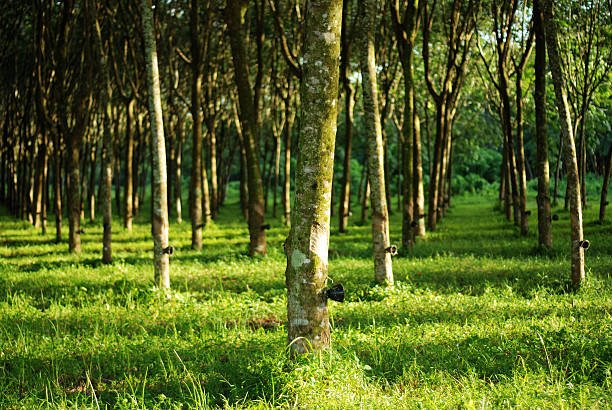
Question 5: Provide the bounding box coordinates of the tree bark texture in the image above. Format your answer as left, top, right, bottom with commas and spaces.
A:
226, 0, 267, 255
285, 0, 342, 355
190, 0, 204, 250
413, 111, 426, 237
141, 0, 171, 289
599, 143, 611, 223
534, 0, 552, 249
360, 0, 393, 285
542, 0, 585, 288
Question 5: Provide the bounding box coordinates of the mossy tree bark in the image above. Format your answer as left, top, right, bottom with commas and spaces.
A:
286, 0, 342, 355
390, 0, 419, 249
413, 111, 426, 237
359, 0, 393, 285
542, 0, 585, 288
124, 99, 135, 231
533, 0, 552, 249
141, 0, 170, 289
283, 84, 295, 227
599, 144, 612, 223
225, 0, 267, 256
95, 11, 113, 264
338, 0, 355, 234
190, 0, 204, 250
514, 31, 534, 237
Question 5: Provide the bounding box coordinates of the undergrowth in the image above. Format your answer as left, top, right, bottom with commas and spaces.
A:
0, 192, 610, 409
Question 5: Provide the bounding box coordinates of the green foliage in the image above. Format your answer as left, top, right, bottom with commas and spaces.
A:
0, 191, 611, 408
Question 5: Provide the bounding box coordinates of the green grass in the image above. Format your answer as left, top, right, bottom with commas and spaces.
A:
0, 191, 611, 409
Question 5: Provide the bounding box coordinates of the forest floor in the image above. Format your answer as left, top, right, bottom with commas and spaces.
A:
0, 192, 611, 409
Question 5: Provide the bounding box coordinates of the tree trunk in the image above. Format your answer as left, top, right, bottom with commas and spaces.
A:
599, 143, 612, 223
226, 0, 267, 256
190, 0, 204, 250
542, 0, 585, 289
141, 0, 171, 289
209, 124, 219, 220
283, 90, 294, 226
360, 0, 393, 285
95, 14, 113, 263
285, 0, 342, 355
534, 0, 552, 249
53, 133, 62, 243
272, 132, 281, 218
428, 102, 444, 230
516, 71, 528, 236
33, 133, 46, 228
202, 143, 211, 225
401, 61, 414, 249
338, 85, 355, 233
175, 116, 184, 223
413, 111, 426, 237
552, 136, 563, 206
121, 100, 133, 230
87, 136, 97, 223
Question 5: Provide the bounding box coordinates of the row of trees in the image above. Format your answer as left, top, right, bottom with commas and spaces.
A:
0, 0, 610, 352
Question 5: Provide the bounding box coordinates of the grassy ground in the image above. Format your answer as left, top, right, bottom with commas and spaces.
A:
0, 191, 611, 409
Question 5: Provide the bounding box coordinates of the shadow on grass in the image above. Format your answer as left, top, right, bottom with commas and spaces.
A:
0, 329, 288, 407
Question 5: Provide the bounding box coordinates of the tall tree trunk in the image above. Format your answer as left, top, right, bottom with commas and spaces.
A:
401, 62, 414, 249
360, 0, 393, 285
202, 144, 211, 225
282, 90, 293, 226
534, 0, 552, 249
209, 125, 219, 220
141, 0, 170, 289
552, 136, 563, 206
428, 101, 445, 230
53, 134, 62, 242
599, 143, 612, 223
124, 100, 135, 230
95, 15, 113, 263
516, 71, 528, 236
338, 85, 355, 233
226, 0, 267, 255
285, 0, 342, 355
542, 0, 585, 289
272, 132, 281, 218
88, 136, 98, 223
33, 133, 46, 228
190, 0, 204, 250
175, 115, 184, 223
413, 111, 426, 237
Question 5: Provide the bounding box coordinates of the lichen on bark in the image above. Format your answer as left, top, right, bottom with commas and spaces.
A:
285, 0, 342, 355
359, 0, 393, 285
141, 0, 170, 289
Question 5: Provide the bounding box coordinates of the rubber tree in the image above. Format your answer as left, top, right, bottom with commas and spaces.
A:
95, 7, 114, 264
533, 0, 552, 249
190, 0, 205, 250
360, 0, 393, 284
285, 0, 342, 355
541, 0, 585, 289
337, 0, 356, 234
390, 0, 420, 249
225, 0, 267, 256
141, 0, 171, 289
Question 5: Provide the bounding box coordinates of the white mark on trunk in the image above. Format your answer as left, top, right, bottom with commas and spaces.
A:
254, 244, 265, 253
291, 318, 309, 327
317, 31, 335, 44
291, 249, 311, 269
309, 223, 329, 266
